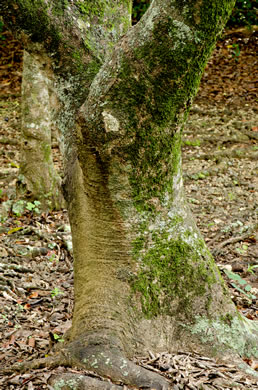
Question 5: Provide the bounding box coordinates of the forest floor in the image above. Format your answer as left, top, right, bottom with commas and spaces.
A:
0, 26, 257, 389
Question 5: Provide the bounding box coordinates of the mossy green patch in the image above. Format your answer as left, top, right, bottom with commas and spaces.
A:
132, 232, 216, 319
52, 0, 69, 17
42, 142, 52, 162
71, 47, 101, 77
76, 0, 131, 30
104, 14, 214, 210
16, 0, 61, 53
77, 0, 105, 19
106, 55, 184, 211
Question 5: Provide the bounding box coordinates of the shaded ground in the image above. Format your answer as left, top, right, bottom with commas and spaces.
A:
0, 26, 257, 389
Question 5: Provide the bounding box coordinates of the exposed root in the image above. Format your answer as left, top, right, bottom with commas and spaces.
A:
49, 373, 125, 390
1, 352, 68, 375
1, 344, 170, 389
66, 342, 171, 390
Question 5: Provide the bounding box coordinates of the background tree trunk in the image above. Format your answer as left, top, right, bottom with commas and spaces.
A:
18, 49, 64, 210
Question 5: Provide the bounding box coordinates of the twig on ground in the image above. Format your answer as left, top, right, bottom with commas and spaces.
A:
1, 353, 68, 375
212, 224, 257, 256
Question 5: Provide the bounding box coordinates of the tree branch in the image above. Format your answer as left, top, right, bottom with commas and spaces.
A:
1, 0, 132, 78
78, 0, 236, 138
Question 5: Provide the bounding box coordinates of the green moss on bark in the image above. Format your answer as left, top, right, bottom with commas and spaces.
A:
87, 1, 238, 324
105, 57, 184, 211
131, 230, 217, 319
13, 0, 61, 51
103, 15, 215, 209
76, 0, 105, 18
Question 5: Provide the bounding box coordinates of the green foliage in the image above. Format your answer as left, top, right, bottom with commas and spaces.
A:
235, 243, 248, 255
224, 269, 256, 301
227, 192, 236, 201
228, 43, 241, 62
0, 20, 5, 41
12, 200, 41, 216
222, 220, 247, 233
183, 139, 201, 147
247, 264, 258, 274
227, 0, 257, 27
10, 161, 20, 168
188, 171, 209, 181
132, 0, 150, 24
26, 200, 41, 213
17, 303, 25, 312
53, 333, 65, 342
131, 0, 257, 27
1, 314, 8, 322
51, 287, 63, 298
47, 251, 56, 262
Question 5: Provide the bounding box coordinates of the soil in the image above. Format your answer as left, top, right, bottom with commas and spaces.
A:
0, 26, 257, 389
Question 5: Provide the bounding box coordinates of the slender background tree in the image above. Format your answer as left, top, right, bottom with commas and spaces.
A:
18, 49, 64, 209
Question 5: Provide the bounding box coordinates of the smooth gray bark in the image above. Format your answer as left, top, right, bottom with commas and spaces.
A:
19, 49, 64, 209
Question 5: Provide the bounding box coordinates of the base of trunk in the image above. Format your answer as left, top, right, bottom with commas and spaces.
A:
4, 315, 257, 389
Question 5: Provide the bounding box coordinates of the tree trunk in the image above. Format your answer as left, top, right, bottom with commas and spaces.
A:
63, 0, 257, 380
2, 0, 257, 388
18, 49, 64, 210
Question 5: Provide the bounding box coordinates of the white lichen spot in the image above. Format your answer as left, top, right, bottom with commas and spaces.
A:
77, 18, 90, 32
105, 357, 113, 366
91, 358, 98, 368
53, 379, 66, 390
171, 20, 194, 49
191, 315, 258, 358
120, 358, 128, 370
102, 110, 120, 132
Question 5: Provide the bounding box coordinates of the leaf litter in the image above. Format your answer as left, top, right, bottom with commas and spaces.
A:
0, 26, 257, 389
